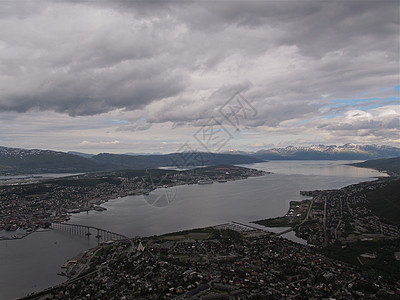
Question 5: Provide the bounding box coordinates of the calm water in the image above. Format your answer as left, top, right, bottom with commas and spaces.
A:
0, 161, 385, 299
0, 230, 97, 300
0, 173, 82, 180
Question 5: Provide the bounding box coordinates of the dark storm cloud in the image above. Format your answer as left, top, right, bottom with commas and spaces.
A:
106, 0, 399, 56
0, 1, 189, 115
0, 0, 398, 126
1, 67, 186, 116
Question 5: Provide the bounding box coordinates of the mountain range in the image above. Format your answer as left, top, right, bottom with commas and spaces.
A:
0, 146, 261, 175
229, 144, 400, 160
0, 144, 399, 175
0, 146, 102, 175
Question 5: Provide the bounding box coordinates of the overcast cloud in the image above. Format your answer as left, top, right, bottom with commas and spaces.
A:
0, 0, 398, 153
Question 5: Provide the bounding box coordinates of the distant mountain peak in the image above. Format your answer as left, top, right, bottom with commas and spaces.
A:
0, 146, 101, 175
253, 144, 400, 160
0, 145, 262, 175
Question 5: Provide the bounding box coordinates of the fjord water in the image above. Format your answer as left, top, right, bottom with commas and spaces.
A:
0, 161, 385, 299
68, 161, 384, 237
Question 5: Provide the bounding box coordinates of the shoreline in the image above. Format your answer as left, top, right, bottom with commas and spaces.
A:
4, 162, 395, 299
2, 168, 386, 243
254, 175, 399, 247
17, 221, 300, 300
0, 167, 267, 241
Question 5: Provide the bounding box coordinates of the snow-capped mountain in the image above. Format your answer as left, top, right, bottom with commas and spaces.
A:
252, 144, 400, 160
0, 146, 261, 175
0, 146, 101, 175
0, 146, 64, 159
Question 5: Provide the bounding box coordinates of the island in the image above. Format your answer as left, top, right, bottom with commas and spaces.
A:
7, 158, 400, 298
0, 165, 265, 239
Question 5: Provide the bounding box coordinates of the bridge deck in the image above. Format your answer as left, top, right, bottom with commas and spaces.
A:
51, 222, 129, 241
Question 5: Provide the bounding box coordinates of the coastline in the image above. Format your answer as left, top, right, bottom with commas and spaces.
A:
1, 162, 392, 300
22, 175, 398, 298
0, 166, 267, 241
17, 221, 297, 300
253, 175, 399, 247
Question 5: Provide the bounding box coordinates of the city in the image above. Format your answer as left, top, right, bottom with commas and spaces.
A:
19, 173, 400, 299
24, 222, 399, 299
0, 165, 265, 238
1, 1, 399, 299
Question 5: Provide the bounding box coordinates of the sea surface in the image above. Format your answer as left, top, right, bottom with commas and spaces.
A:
0, 161, 385, 299
0, 173, 82, 180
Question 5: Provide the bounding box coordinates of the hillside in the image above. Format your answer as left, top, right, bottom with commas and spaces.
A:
0, 146, 103, 175
2, 144, 398, 175
0, 146, 262, 175
351, 157, 400, 176
91, 152, 262, 169
365, 178, 400, 225
67, 151, 94, 159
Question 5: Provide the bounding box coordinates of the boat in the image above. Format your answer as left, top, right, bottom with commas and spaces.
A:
217, 180, 227, 183
198, 179, 213, 185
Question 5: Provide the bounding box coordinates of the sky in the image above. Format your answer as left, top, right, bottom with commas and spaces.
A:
0, 0, 399, 154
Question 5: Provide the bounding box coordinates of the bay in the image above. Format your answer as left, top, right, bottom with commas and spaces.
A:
68, 160, 384, 237
0, 161, 385, 299
0, 230, 97, 300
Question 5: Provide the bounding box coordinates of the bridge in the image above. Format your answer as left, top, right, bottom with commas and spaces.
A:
51, 222, 129, 242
